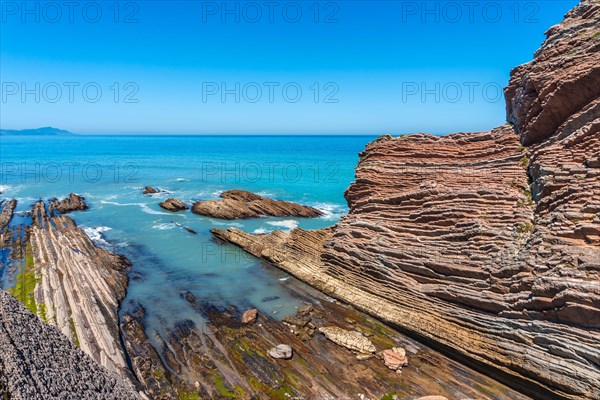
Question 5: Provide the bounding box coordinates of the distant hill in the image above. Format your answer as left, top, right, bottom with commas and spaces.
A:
0, 127, 75, 136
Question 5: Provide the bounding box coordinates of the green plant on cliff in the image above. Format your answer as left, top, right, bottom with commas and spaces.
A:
517, 221, 534, 234
519, 155, 530, 169
8, 242, 40, 315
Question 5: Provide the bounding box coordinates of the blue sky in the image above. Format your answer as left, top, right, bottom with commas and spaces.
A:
0, 0, 579, 134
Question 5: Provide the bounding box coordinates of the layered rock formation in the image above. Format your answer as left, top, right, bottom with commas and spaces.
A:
0, 290, 139, 400
213, 2, 600, 399
159, 197, 188, 211
28, 200, 133, 381
193, 190, 323, 219
0, 199, 16, 231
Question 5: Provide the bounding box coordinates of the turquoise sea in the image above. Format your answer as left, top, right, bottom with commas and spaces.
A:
0, 135, 373, 334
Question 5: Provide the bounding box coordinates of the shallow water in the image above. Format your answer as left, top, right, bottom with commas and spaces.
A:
0, 135, 373, 332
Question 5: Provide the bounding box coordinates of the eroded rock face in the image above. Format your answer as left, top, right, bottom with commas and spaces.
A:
505, 0, 600, 146
212, 2, 600, 398
159, 198, 188, 211
193, 190, 323, 219
0, 290, 139, 400
49, 193, 88, 214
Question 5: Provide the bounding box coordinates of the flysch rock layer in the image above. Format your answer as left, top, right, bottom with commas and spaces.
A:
0, 199, 17, 231
0, 290, 139, 400
213, 2, 600, 399
29, 200, 134, 381
193, 189, 323, 219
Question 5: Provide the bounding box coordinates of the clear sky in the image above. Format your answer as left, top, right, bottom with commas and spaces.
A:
0, 0, 580, 134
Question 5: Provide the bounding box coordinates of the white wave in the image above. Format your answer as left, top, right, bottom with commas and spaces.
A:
279, 277, 289, 281
209, 220, 243, 227
311, 202, 348, 221
266, 220, 298, 231
0, 185, 12, 193
82, 226, 112, 248
256, 191, 274, 197
99, 200, 175, 216
140, 204, 172, 215
175, 178, 190, 182
253, 228, 267, 234
99, 200, 139, 206
152, 222, 176, 230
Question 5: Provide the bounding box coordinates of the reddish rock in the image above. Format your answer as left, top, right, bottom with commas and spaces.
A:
192, 190, 322, 220
382, 347, 408, 372
241, 309, 257, 324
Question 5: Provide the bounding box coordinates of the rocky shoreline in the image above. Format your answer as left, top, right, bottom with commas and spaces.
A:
1, 2, 598, 399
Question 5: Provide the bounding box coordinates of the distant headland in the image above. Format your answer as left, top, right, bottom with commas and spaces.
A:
0, 127, 75, 136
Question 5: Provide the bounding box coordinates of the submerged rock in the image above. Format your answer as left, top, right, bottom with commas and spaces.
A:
319, 326, 376, 354
192, 190, 323, 220
159, 198, 188, 211
268, 344, 293, 359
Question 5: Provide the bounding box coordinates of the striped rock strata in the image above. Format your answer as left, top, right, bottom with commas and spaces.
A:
212, 2, 600, 399
28, 200, 133, 381
193, 190, 323, 219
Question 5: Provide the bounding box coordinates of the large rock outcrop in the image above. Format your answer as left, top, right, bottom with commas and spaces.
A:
193, 190, 323, 219
213, 2, 600, 399
0, 290, 139, 400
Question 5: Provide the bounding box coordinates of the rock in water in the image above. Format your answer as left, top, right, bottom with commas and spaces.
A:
211, 2, 600, 398
159, 198, 188, 211
268, 344, 293, 359
192, 190, 323, 219
50, 193, 87, 214
241, 308, 258, 324
143, 186, 157, 194
382, 347, 408, 372
319, 326, 376, 354
0, 199, 17, 230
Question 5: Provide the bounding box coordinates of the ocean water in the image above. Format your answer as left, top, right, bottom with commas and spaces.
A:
0, 135, 373, 332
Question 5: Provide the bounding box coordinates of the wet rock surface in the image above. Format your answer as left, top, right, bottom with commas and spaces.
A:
192, 189, 323, 219
0, 290, 139, 400
143, 186, 158, 194
121, 285, 530, 400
